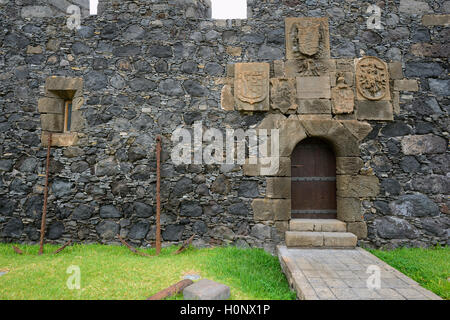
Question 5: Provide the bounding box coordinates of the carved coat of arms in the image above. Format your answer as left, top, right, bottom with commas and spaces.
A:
236, 71, 267, 105
285, 18, 331, 76
332, 74, 354, 114
270, 78, 298, 114
294, 21, 321, 57
356, 57, 389, 101
234, 63, 270, 111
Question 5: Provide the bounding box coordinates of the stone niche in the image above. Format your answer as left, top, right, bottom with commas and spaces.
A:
218, 17, 401, 240
38, 76, 85, 147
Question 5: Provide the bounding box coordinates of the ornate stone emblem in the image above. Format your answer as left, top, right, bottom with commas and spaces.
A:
237, 71, 267, 104
286, 18, 330, 76
356, 56, 389, 101
284, 59, 334, 78
332, 74, 355, 114
234, 63, 270, 111
270, 78, 298, 114
296, 21, 321, 57
287, 18, 329, 59
298, 59, 321, 76
285, 18, 331, 76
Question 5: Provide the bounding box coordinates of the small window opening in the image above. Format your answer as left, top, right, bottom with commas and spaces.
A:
211, 0, 247, 19
90, 0, 98, 15
64, 101, 72, 132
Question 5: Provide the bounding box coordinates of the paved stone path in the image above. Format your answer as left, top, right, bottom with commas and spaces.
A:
278, 246, 442, 300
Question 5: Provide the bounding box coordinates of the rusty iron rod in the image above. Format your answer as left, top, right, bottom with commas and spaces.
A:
173, 234, 195, 255
12, 245, 23, 255
147, 279, 193, 300
156, 136, 162, 256
53, 240, 72, 255
117, 235, 152, 257
39, 133, 52, 255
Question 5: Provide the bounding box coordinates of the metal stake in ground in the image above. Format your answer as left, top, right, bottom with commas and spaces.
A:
39, 133, 52, 255
117, 235, 152, 257
156, 136, 162, 256
147, 279, 193, 300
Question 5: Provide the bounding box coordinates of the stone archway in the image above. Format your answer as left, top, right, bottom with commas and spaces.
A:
248, 116, 380, 240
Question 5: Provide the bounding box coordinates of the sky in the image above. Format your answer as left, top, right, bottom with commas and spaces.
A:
211, 0, 247, 19
90, 0, 98, 15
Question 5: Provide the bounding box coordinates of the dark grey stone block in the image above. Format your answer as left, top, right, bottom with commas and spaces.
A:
183, 279, 230, 300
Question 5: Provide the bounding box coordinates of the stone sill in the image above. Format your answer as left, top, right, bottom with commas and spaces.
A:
41, 132, 79, 147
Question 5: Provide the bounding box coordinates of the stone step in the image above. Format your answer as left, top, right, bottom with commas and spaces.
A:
289, 219, 347, 232
285, 231, 357, 248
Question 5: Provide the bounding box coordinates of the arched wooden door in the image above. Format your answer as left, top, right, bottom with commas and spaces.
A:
291, 138, 337, 219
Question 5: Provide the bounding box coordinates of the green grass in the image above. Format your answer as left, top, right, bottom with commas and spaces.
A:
0, 243, 296, 300
367, 246, 450, 299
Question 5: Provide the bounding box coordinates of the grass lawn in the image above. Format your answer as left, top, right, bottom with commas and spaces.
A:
368, 246, 449, 300
0, 243, 296, 300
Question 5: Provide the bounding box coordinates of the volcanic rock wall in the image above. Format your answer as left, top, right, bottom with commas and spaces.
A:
0, 0, 448, 252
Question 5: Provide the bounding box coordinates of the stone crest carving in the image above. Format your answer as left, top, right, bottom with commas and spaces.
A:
285, 17, 330, 76
270, 78, 298, 114
356, 56, 389, 101
234, 63, 270, 111
237, 71, 267, 104
296, 20, 321, 57
332, 73, 355, 114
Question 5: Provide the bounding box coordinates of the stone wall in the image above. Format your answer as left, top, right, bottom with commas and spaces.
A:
0, 0, 448, 252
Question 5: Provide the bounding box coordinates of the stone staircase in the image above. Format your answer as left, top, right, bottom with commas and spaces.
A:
285, 219, 357, 248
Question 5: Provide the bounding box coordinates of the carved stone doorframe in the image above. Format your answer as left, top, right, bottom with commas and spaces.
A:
247, 115, 380, 240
